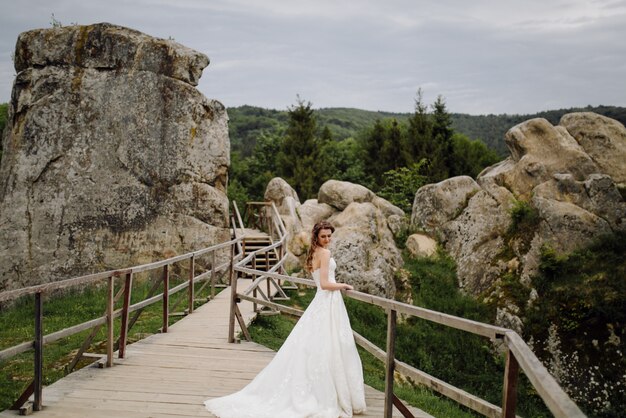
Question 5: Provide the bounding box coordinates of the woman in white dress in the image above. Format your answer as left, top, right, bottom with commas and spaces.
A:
204, 221, 367, 418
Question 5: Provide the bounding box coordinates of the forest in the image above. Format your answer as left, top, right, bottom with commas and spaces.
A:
227, 98, 626, 209
228, 92, 502, 211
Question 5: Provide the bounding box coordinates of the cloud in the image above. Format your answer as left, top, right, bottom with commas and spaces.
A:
0, 0, 625, 114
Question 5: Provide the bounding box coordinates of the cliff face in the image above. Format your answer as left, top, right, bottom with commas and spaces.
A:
0, 23, 230, 291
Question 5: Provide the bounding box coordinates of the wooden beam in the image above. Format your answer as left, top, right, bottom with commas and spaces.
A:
33, 292, 43, 411
384, 309, 397, 418
162, 265, 169, 333
188, 255, 195, 313
502, 348, 520, 418
233, 304, 251, 342
505, 331, 586, 417
228, 244, 237, 343
210, 251, 216, 299
392, 394, 416, 418
118, 273, 133, 359
10, 381, 33, 411
106, 276, 114, 368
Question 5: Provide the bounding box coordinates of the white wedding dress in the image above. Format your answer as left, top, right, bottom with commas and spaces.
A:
204, 258, 366, 418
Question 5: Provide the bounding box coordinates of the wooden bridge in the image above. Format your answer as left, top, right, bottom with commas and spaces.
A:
0, 202, 586, 418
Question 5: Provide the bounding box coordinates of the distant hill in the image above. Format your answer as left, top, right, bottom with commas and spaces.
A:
228, 104, 626, 157
452, 105, 626, 155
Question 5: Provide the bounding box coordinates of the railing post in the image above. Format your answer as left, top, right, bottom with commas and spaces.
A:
119, 272, 133, 359
228, 243, 237, 343
266, 251, 271, 300
162, 265, 169, 333
252, 256, 258, 312
210, 250, 216, 299
188, 255, 195, 313
384, 308, 397, 418
502, 348, 520, 418
33, 292, 43, 411
106, 276, 114, 367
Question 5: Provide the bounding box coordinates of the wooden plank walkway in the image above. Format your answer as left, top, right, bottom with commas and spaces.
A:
1, 279, 432, 418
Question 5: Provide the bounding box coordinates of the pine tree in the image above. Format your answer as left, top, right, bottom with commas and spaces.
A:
430, 95, 454, 180
380, 119, 407, 174
362, 120, 387, 187
406, 88, 432, 163
276, 98, 320, 199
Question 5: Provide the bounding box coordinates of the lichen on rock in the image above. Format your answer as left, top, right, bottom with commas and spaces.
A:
0, 23, 230, 291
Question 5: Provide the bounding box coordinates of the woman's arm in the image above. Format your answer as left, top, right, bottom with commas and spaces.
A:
318, 250, 353, 291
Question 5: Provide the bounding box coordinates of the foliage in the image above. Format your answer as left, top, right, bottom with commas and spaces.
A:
226, 101, 625, 208
378, 161, 428, 213
428, 95, 454, 181
276, 98, 322, 199
508, 199, 540, 235
451, 133, 500, 178
525, 232, 626, 416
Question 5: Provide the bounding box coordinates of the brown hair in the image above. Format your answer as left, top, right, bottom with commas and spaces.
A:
305, 221, 335, 272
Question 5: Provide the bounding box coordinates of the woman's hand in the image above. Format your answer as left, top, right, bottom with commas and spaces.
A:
342, 283, 354, 291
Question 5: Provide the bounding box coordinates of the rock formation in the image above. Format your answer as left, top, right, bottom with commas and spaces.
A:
264, 178, 404, 297
411, 112, 626, 300
0, 23, 230, 291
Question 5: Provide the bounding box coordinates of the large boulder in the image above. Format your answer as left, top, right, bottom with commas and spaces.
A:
264, 177, 300, 218
411, 176, 481, 235
0, 23, 230, 291
411, 112, 626, 299
267, 179, 403, 297
405, 233, 437, 258
560, 112, 626, 187
263, 177, 302, 243
318, 180, 376, 211
329, 202, 402, 297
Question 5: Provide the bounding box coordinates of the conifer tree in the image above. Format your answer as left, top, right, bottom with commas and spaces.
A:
430, 95, 454, 180
277, 98, 320, 199
406, 89, 433, 163
380, 119, 404, 171
362, 120, 387, 187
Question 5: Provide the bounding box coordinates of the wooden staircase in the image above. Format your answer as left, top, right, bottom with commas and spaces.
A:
242, 233, 278, 275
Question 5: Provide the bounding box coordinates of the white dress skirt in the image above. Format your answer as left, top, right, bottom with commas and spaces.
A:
204, 257, 367, 418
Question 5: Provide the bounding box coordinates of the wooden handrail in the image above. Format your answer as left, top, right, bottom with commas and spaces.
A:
0, 238, 240, 303
232, 201, 246, 236
0, 236, 241, 412
232, 261, 585, 418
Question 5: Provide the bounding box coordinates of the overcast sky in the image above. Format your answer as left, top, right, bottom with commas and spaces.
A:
1, 0, 625, 115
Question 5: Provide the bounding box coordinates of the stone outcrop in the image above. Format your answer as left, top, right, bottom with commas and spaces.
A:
405, 233, 437, 258
264, 178, 404, 297
411, 112, 626, 300
0, 23, 230, 291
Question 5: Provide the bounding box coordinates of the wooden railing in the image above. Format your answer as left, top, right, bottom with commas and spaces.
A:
0, 198, 586, 417
227, 201, 290, 342
228, 222, 586, 418
0, 236, 242, 413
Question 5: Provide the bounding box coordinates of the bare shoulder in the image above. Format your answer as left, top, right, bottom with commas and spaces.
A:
318, 248, 331, 260
311, 247, 331, 270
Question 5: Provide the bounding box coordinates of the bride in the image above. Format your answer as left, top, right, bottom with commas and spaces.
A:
204, 221, 367, 417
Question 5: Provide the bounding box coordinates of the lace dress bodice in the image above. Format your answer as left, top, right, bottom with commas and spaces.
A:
312, 257, 338, 289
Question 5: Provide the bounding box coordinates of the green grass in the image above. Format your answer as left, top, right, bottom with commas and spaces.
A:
0, 273, 223, 411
